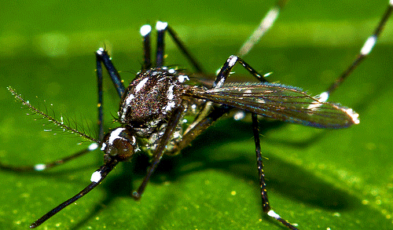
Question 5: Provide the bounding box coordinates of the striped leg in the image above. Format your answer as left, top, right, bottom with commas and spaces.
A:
252, 113, 298, 230
319, 1, 393, 102
237, 0, 289, 57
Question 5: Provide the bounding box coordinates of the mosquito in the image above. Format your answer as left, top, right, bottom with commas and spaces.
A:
1, 0, 392, 229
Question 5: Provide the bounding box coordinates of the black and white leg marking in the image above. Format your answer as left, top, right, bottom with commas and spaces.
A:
238, 0, 289, 57
30, 160, 118, 228
252, 113, 298, 229
321, 1, 393, 99
213, 55, 267, 88
95, 47, 126, 140
155, 21, 168, 67
0, 143, 98, 172
33, 143, 99, 172
95, 48, 125, 97
141, 21, 204, 73
140, 24, 152, 70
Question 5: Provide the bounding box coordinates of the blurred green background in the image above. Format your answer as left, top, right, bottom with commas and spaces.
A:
0, 0, 392, 229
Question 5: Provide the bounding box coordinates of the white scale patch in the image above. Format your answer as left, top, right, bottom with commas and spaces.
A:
167, 85, 174, 100
234, 111, 246, 120
156, 21, 168, 31
307, 92, 329, 111
360, 35, 377, 55
101, 143, 107, 151
34, 164, 46, 171
126, 94, 135, 104
228, 55, 238, 67
109, 128, 126, 145
90, 171, 102, 183
307, 101, 323, 111
88, 143, 98, 151
243, 89, 252, 96
140, 25, 152, 36
178, 75, 189, 83
318, 91, 329, 102
96, 47, 104, 55
121, 94, 135, 122
344, 108, 360, 124
135, 78, 149, 93
267, 210, 281, 219
217, 78, 225, 88
164, 85, 177, 112
165, 101, 176, 111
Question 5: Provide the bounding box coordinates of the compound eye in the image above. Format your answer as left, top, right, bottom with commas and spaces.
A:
101, 128, 136, 161
111, 138, 134, 161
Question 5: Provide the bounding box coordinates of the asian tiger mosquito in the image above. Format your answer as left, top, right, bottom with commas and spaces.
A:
1, 0, 392, 229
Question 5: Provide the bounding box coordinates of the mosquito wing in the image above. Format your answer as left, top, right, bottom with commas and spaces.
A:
185, 82, 359, 128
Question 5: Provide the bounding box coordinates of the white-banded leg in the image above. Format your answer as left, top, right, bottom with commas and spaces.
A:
95, 48, 126, 140
185, 55, 267, 135
143, 21, 204, 72
252, 113, 298, 230
0, 143, 99, 172
238, 0, 289, 57
29, 159, 119, 228
140, 24, 152, 70
213, 55, 266, 88
318, 1, 393, 102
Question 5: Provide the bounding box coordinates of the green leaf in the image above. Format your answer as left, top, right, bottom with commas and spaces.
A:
0, 0, 392, 229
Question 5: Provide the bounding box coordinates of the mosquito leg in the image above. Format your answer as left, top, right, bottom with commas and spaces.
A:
167, 54, 288, 154
155, 21, 167, 67
166, 25, 205, 73
95, 48, 125, 98
214, 55, 267, 88
95, 48, 126, 140
238, 0, 289, 57
29, 159, 118, 228
153, 21, 205, 72
167, 105, 230, 155
95, 52, 105, 141
140, 24, 152, 70
215, 0, 289, 119
0, 143, 99, 172
132, 105, 185, 200
252, 113, 298, 230
185, 56, 265, 136
321, 1, 393, 100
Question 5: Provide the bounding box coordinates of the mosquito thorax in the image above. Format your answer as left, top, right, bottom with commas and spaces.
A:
101, 128, 137, 162
118, 67, 189, 137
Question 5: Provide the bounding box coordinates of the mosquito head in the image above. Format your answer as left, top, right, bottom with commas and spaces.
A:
100, 127, 137, 162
